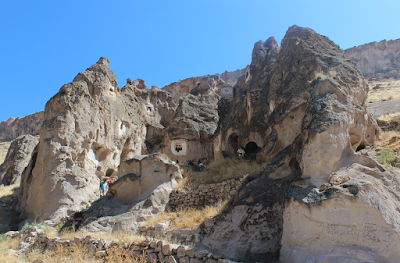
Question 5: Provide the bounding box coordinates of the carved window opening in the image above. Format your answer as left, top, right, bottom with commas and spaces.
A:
175, 144, 183, 152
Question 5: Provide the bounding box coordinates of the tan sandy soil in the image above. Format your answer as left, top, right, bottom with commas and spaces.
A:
367, 78, 400, 102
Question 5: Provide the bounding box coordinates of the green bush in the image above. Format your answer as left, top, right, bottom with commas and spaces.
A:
380, 146, 396, 167
0, 234, 9, 243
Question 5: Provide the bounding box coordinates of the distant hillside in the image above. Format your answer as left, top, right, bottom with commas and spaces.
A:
345, 38, 400, 79
0, 111, 43, 143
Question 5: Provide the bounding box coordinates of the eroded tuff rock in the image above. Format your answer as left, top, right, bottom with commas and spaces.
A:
220, 25, 378, 187
203, 25, 388, 261
214, 68, 247, 86
0, 135, 39, 185
281, 163, 400, 262
163, 75, 237, 104
0, 112, 43, 143
79, 154, 182, 232
345, 38, 400, 78
160, 90, 222, 163
19, 57, 151, 222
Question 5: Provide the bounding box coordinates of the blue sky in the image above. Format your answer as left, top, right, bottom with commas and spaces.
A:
0, 0, 399, 122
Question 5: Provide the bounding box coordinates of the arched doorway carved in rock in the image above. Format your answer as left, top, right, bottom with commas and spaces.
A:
244, 142, 261, 160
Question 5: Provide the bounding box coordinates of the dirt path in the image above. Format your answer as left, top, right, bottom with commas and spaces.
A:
368, 100, 400, 117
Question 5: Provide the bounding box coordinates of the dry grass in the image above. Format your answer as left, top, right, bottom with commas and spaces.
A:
180, 158, 264, 190
0, 184, 20, 200
367, 78, 400, 102
376, 111, 400, 122
25, 243, 102, 263
0, 235, 21, 263
0, 141, 11, 166
376, 131, 400, 153
147, 202, 227, 230
24, 233, 151, 263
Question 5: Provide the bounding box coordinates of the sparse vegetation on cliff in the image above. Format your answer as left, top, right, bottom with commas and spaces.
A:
380, 146, 396, 167
147, 202, 227, 230
179, 158, 264, 189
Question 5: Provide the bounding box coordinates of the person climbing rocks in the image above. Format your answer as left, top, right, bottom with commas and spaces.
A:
100, 178, 108, 197
188, 159, 194, 166
237, 146, 246, 158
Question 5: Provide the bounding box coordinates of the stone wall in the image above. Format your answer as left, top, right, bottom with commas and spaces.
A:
6, 226, 239, 263
168, 176, 246, 211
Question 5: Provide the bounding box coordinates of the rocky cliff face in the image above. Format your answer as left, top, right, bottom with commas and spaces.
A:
19, 57, 151, 222
202, 26, 395, 262
345, 38, 400, 79
213, 68, 246, 86
0, 112, 44, 143
162, 69, 244, 104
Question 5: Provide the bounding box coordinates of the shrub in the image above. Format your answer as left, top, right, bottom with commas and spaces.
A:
147, 202, 227, 230
0, 234, 8, 243
380, 146, 395, 167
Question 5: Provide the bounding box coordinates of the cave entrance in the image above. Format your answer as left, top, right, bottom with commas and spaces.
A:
228, 133, 239, 157
244, 142, 261, 160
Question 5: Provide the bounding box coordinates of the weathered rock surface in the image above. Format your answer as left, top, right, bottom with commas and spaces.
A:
203, 25, 386, 261
19, 57, 150, 222
221, 25, 377, 186
79, 153, 182, 232
163, 76, 204, 104
0, 111, 43, 143
0, 135, 39, 185
160, 90, 223, 163
163, 75, 237, 104
214, 68, 247, 86
345, 38, 400, 79
281, 163, 400, 262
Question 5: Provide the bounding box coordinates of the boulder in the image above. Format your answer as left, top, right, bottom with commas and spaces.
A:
0, 135, 39, 185
281, 163, 400, 262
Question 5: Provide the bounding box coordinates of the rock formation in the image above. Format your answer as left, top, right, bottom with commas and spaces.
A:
0, 111, 43, 143
80, 154, 182, 232
218, 25, 377, 187
0, 135, 39, 185
163, 74, 239, 104
214, 68, 247, 86
10, 24, 400, 262
19, 57, 175, 222
201, 25, 396, 262
345, 38, 400, 79
160, 90, 222, 164
280, 163, 400, 262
